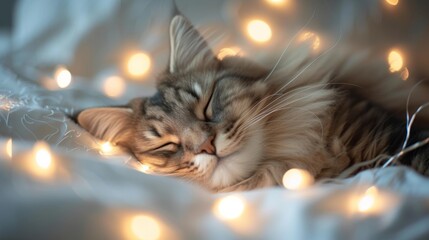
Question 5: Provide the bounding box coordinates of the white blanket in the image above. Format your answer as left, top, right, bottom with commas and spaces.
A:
1, 0, 429, 239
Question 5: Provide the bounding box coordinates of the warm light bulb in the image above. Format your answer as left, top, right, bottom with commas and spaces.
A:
35, 148, 52, 169
282, 168, 314, 190
246, 19, 272, 43
217, 47, 242, 60
54, 66, 72, 88
130, 215, 161, 240
33, 142, 52, 170
103, 76, 126, 98
357, 186, 378, 213
100, 142, 114, 155
266, 0, 287, 6
127, 52, 151, 78
138, 164, 151, 173
6, 138, 12, 158
299, 32, 321, 50
214, 195, 245, 220
385, 0, 399, 6
401, 67, 409, 81
388, 50, 404, 73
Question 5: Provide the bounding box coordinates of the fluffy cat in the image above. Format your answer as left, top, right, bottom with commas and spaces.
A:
77, 15, 429, 192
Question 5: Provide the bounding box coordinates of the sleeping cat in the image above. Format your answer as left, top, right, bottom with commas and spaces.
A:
77, 15, 429, 192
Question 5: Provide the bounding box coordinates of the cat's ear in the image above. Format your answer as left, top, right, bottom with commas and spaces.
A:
77, 107, 134, 144
169, 15, 217, 73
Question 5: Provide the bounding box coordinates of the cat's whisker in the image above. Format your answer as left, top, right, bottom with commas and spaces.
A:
263, 8, 317, 83
249, 81, 357, 126
243, 104, 324, 135
255, 84, 327, 118
243, 94, 318, 130
263, 20, 344, 114
244, 85, 327, 128
244, 85, 322, 126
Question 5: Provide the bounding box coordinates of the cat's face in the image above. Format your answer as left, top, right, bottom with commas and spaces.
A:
78, 16, 270, 191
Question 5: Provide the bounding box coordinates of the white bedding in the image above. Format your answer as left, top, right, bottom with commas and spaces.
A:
1, 0, 429, 239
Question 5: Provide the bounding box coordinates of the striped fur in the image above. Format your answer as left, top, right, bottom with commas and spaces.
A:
77, 15, 429, 192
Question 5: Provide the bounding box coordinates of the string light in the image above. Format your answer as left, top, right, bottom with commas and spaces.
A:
127, 52, 151, 78
299, 31, 321, 51
103, 76, 126, 98
0, 95, 23, 111
282, 168, 314, 190
246, 19, 272, 43
266, 0, 287, 6
137, 164, 151, 173
388, 50, 404, 73
35, 147, 52, 169
357, 186, 378, 213
23, 141, 55, 179
6, 138, 12, 159
99, 142, 114, 155
217, 47, 242, 60
385, 0, 399, 6
54, 66, 72, 88
401, 67, 409, 80
214, 195, 245, 220
130, 215, 161, 240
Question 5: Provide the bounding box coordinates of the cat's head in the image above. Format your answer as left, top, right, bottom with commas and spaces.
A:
77, 16, 271, 191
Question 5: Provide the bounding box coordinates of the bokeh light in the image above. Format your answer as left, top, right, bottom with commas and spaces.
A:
246, 19, 272, 43
103, 76, 126, 98
130, 215, 161, 240
299, 31, 321, 50
214, 195, 245, 220
25, 141, 55, 179
6, 138, 12, 159
138, 164, 151, 173
217, 47, 242, 60
266, 0, 287, 6
385, 0, 399, 6
127, 52, 151, 78
388, 50, 404, 72
357, 186, 378, 213
99, 142, 114, 155
401, 67, 409, 81
282, 168, 314, 190
35, 147, 52, 169
54, 66, 72, 88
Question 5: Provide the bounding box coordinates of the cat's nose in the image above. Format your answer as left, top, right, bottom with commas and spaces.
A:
197, 135, 216, 155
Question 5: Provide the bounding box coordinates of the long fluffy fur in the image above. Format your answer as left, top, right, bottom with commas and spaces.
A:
77, 15, 429, 192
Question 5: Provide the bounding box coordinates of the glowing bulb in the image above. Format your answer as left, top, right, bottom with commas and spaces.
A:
282, 168, 314, 190
266, 0, 287, 6
388, 50, 404, 73
130, 215, 161, 240
6, 138, 12, 158
54, 66, 72, 88
103, 76, 126, 98
299, 32, 321, 51
214, 195, 245, 220
127, 52, 151, 78
34, 144, 52, 169
246, 19, 272, 43
385, 0, 398, 6
401, 67, 409, 81
138, 164, 151, 173
357, 186, 378, 213
217, 47, 242, 60
100, 142, 114, 155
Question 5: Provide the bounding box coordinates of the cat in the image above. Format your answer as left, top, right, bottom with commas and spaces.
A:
76, 15, 429, 192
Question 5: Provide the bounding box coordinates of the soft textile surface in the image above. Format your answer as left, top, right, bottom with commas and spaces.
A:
1, 0, 429, 239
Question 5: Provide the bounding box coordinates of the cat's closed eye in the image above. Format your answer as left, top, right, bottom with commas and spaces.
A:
202, 87, 215, 122
149, 127, 161, 138
153, 142, 179, 152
